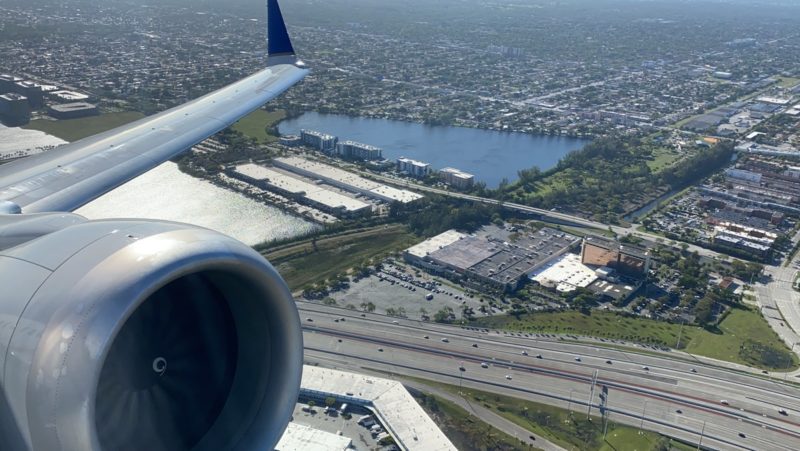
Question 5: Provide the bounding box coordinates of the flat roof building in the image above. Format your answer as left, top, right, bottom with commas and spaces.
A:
274, 157, 423, 204
301, 129, 338, 153
275, 423, 352, 451
335, 140, 382, 160
0, 93, 31, 126
405, 226, 580, 292
439, 167, 475, 189
398, 157, 432, 177
231, 164, 371, 217
581, 236, 650, 277
48, 102, 99, 119
298, 366, 456, 451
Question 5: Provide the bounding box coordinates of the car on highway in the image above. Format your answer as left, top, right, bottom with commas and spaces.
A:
778, 408, 788, 415
481, 362, 489, 368
423, 335, 429, 339
521, 350, 528, 356
441, 338, 449, 343
675, 409, 682, 414
605, 360, 612, 364
459, 366, 466, 372
642, 366, 649, 371
306, 318, 314, 322
738, 432, 746, 438
392, 320, 399, 324
720, 399, 729, 405
472, 343, 478, 348
574, 357, 581, 362
690, 368, 697, 373
536, 354, 543, 359
505, 374, 512, 380
378, 347, 384, 352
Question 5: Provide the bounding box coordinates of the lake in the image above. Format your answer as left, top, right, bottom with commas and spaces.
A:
278, 112, 589, 187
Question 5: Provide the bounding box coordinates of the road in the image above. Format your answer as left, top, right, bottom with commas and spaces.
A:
356, 169, 724, 259
299, 302, 800, 451
754, 260, 800, 360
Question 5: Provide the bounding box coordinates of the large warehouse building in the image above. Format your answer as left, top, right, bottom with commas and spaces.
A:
273, 157, 423, 204
405, 226, 580, 292
580, 236, 650, 277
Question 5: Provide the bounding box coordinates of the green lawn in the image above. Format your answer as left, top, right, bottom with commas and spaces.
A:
231, 108, 286, 143
646, 147, 682, 172
265, 224, 420, 290
409, 377, 686, 451
23, 111, 145, 142
473, 308, 798, 370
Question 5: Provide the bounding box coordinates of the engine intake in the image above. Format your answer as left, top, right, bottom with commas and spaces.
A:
0, 219, 302, 451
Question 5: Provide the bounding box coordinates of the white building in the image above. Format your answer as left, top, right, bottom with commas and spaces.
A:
301, 129, 338, 152
439, 167, 475, 189
398, 157, 432, 177
335, 140, 382, 160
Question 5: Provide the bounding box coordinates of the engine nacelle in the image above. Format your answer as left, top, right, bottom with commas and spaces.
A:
0, 218, 303, 451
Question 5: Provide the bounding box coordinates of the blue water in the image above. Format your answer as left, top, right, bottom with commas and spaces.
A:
278, 113, 589, 187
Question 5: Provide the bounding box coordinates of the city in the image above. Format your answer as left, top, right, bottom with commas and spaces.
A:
2, 0, 800, 450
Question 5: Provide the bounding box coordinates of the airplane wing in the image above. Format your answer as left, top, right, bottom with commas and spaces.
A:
0, 2, 309, 450
0, 0, 307, 215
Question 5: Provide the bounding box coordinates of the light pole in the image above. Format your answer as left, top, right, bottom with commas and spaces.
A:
638, 400, 648, 435
696, 420, 706, 450
785, 343, 798, 382
676, 319, 685, 349
567, 389, 575, 415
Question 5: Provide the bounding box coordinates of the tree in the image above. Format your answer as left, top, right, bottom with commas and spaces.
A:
359, 301, 376, 313
324, 397, 336, 408
434, 307, 455, 323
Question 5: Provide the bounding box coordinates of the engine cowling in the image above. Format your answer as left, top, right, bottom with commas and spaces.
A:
0, 218, 302, 451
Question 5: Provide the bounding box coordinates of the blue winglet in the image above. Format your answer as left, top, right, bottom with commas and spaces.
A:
267, 0, 295, 57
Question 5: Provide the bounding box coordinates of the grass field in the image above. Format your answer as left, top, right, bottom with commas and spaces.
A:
473, 307, 798, 370
646, 147, 683, 172
409, 377, 688, 451
263, 224, 420, 290
413, 391, 532, 451
231, 109, 286, 143
776, 76, 800, 89
23, 112, 145, 142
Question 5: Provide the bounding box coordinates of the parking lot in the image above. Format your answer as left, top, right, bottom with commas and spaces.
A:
291, 400, 388, 450
331, 261, 493, 320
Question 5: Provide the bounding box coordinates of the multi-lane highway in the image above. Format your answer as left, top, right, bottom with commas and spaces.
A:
298, 302, 800, 450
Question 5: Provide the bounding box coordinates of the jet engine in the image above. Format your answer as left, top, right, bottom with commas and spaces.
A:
0, 217, 303, 451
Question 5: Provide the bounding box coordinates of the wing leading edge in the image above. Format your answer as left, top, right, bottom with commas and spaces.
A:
0, 0, 307, 214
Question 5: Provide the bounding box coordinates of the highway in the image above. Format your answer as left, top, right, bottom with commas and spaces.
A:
298, 302, 800, 450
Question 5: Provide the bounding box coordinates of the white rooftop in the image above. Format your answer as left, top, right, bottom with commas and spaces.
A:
234, 164, 370, 212
276, 423, 352, 451
405, 229, 465, 259
274, 157, 423, 203
300, 366, 456, 451
531, 253, 597, 292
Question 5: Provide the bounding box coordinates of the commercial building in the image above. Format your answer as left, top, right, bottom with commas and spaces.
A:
439, 167, 475, 189
296, 366, 456, 451
405, 226, 580, 292
273, 157, 423, 204
48, 90, 91, 103
398, 157, 432, 177
0, 93, 31, 126
13, 81, 43, 109
580, 236, 650, 277
335, 140, 382, 160
0, 74, 22, 93
530, 252, 597, 293
47, 102, 99, 119
300, 129, 337, 153
230, 164, 371, 218
275, 423, 352, 451
711, 221, 776, 259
